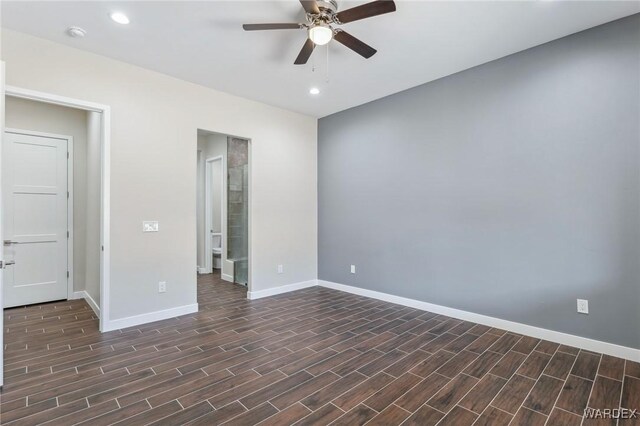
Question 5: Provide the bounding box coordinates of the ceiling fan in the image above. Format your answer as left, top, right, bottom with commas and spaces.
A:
242, 0, 396, 65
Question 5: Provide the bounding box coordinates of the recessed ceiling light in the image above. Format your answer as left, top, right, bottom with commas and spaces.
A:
110, 12, 130, 25
309, 87, 320, 95
66, 27, 87, 38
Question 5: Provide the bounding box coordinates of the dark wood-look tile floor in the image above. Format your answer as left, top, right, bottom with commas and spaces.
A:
1, 272, 638, 425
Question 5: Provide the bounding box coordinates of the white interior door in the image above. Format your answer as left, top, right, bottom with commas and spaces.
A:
2, 130, 68, 308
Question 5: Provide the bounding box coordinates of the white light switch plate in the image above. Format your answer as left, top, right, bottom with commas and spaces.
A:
350, 265, 356, 274
143, 221, 159, 232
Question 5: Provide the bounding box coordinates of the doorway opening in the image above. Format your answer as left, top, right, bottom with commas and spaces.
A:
1, 87, 111, 388
196, 130, 250, 287
1, 87, 110, 329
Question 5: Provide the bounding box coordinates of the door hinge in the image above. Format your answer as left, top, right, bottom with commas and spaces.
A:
67, 191, 70, 199
67, 152, 70, 159
67, 271, 70, 278
67, 231, 70, 238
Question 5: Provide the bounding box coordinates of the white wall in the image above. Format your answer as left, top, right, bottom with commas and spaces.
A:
1, 29, 318, 322
210, 161, 222, 235
4, 97, 93, 294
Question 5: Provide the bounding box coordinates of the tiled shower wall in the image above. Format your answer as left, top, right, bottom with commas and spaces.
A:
227, 137, 249, 284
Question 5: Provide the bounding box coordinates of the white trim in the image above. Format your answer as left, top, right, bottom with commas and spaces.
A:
5, 86, 112, 333
221, 273, 234, 282
198, 267, 208, 275
4, 127, 72, 141
4, 128, 75, 301
247, 138, 252, 293
5, 86, 107, 113
71, 291, 100, 316
67, 138, 74, 301
1, 61, 5, 388
101, 303, 198, 332
100, 106, 111, 333
204, 155, 224, 274
317, 280, 640, 362
247, 279, 317, 300
197, 149, 204, 273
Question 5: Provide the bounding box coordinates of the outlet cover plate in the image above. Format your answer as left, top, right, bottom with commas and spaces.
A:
577, 299, 589, 314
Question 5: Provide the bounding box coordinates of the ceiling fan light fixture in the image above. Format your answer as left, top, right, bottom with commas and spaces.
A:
308, 25, 333, 45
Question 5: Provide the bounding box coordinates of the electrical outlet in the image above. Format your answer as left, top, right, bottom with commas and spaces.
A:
577, 299, 589, 314
277, 264, 283, 274
158, 281, 166, 293
350, 265, 356, 274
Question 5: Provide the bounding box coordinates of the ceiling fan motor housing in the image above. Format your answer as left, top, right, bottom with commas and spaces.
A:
317, 0, 338, 14
307, 0, 339, 27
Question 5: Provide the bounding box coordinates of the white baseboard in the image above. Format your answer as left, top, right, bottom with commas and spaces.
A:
221, 273, 234, 282
101, 303, 199, 332
198, 267, 208, 274
247, 279, 318, 300
318, 280, 640, 362
71, 291, 100, 316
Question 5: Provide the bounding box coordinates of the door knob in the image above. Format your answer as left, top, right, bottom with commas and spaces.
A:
0, 260, 15, 269
4, 240, 16, 245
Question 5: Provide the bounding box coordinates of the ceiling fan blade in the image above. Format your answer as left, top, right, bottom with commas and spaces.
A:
335, 0, 396, 24
300, 0, 320, 15
242, 23, 302, 31
334, 30, 377, 59
294, 38, 315, 65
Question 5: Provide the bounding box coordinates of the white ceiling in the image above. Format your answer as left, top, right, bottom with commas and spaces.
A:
2, 1, 638, 117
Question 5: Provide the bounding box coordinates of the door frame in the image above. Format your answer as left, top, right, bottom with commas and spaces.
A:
5, 86, 111, 332
1, 61, 5, 388
204, 155, 224, 274
4, 128, 75, 301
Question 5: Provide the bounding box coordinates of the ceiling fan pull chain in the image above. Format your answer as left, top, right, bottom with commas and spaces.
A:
326, 44, 330, 83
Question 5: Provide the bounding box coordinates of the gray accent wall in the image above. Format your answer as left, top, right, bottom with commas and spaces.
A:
318, 15, 640, 349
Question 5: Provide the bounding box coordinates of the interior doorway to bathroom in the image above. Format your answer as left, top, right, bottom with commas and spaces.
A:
196, 130, 249, 286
